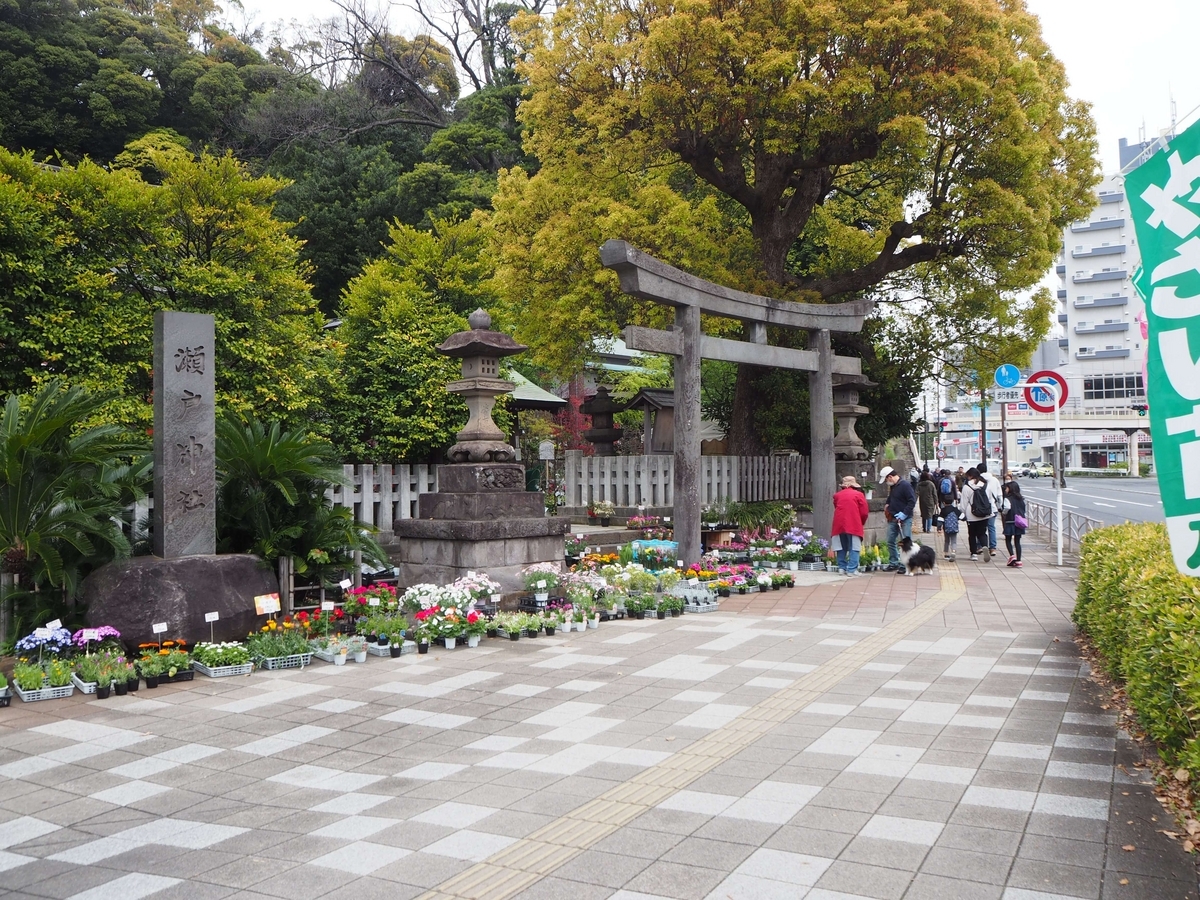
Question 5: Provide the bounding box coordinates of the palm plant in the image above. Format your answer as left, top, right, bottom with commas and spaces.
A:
215, 411, 386, 575
0, 381, 147, 592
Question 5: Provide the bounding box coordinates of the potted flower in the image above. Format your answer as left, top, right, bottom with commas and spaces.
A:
464, 611, 487, 648
541, 610, 560, 636
138, 653, 166, 688
521, 563, 562, 604
591, 499, 615, 527
0, 672, 9, 708
390, 632, 406, 658
494, 612, 522, 640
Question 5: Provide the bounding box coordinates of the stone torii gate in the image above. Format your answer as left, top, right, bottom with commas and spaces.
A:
600, 240, 872, 566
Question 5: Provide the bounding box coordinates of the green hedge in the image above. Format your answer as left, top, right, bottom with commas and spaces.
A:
1075, 523, 1200, 770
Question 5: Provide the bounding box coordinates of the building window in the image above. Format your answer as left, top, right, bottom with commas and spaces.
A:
1083, 374, 1145, 400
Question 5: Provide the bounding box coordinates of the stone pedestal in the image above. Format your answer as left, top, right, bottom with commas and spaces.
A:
392, 463, 568, 592
82, 554, 278, 648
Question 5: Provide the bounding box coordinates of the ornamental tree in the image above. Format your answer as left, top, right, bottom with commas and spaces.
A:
492, 0, 1098, 450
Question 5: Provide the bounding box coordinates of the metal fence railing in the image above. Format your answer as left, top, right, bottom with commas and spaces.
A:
1024, 499, 1103, 553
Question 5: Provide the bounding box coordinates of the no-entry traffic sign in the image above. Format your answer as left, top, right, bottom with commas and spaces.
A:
1024, 370, 1068, 413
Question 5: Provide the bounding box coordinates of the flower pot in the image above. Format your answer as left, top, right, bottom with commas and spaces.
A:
786, 561, 799, 571
525, 629, 540, 638
114, 681, 128, 696
670, 609, 680, 618
366, 633, 377, 644
509, 631, 520, 641
589, 616, 599, 629
487, 628, 498, 638
390, 646, 403, 658
573, 620, 585, 632
377, 635, 389, 646
600, 517, 611, 527
467, 635, 480, 648
96, 684, 112, 699
127, 678, 139, 692
718, 589, 730, 597
545, 626, 556, 637
635, 611, 645, 620
657, 609, 667, 619
144, 675, 160, 689
772, 584, 780, 591
444, 637, 457, 650
418, 642, 430, 654
334, 653, 347, 666
738, 587, 747, 595
354, 651, 368, 663
534, 592, 550, 605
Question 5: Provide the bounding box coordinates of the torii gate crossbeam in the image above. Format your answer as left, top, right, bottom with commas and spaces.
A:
600, 240, 873, 565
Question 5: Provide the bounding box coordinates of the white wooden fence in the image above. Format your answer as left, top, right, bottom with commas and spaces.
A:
560, 450, 809, 509
326, 464, 439, 532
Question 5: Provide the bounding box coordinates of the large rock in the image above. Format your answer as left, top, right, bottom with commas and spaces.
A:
82, 555, 278, 648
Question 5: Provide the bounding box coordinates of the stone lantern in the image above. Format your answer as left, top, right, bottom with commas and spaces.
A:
833, 374, 876, 483
581, 386, 623, 456
438, 308, 526, 463
389, 309, 569, 593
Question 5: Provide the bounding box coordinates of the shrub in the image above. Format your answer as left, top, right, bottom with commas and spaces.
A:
1074, 523, 1200, 771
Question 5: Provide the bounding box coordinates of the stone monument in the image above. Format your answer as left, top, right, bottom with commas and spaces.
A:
83, 311, 279, 646
390, 310, 569, 591
833, 373, 877, 483
154, 311, 216, 557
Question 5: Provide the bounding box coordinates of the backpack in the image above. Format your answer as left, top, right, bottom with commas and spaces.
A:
969, 483, 992, 518
940, 477, 953, 497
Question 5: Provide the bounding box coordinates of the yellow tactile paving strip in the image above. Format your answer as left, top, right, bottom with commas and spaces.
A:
420, 566, 967, 900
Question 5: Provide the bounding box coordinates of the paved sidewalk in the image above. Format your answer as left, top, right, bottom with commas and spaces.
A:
0, 538, 1195, 900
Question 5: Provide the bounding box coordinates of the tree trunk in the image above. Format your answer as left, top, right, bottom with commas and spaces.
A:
727, 365, 769, 456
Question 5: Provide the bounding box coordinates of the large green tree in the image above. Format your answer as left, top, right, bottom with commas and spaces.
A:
492, 0, 1098, 451
0, 144, 332, 431
329, 217, 501, 462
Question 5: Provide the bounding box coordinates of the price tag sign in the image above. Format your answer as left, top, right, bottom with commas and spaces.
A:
338, 578, 352, 589
676, 560, 684, 567
81, 628, 100, 642
490, 593, 501, 604
204, 611, 220, 623
536, 580, 547, 590
664, 517, 671, 523
320, 601, 335, 612
152, 622, 168, 634
367, 598, 380, 607
34, 627, 52, 639
688, 578, 699, 587
254, 592, 281, 615
46, 618, 63, 630
775, 540, 783, 547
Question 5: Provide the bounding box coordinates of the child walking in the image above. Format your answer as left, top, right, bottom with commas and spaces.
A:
941, 501, 959, 562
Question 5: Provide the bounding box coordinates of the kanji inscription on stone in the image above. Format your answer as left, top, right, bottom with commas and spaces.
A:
154, 311, 216, 558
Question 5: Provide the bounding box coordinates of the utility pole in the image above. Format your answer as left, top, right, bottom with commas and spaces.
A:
980, 393, 988, 464
1000, 400, 1009, 476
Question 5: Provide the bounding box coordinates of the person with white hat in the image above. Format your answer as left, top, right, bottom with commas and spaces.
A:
880, 466, 915, 572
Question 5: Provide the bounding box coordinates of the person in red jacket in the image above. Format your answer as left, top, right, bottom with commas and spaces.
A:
831, 475, 871, 576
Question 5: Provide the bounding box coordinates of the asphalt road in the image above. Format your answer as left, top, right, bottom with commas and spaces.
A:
1015, 474, 1165, 526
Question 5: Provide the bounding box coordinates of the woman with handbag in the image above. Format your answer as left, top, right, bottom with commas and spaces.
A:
1002, 481, 1028, 568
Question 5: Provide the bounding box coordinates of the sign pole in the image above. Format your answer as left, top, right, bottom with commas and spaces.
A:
1053, 384, 1062, 567
1000, 400, 1008, 476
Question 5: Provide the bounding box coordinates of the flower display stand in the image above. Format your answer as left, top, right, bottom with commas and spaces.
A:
313, 648, 366, 664
0, 688, 10, 708
193, 662, 254, 678
367, 641, 416, 657
256, 653, 312, 670
162, 669, 194, 683
14, 682, 75, 702
70, 674, 98, 695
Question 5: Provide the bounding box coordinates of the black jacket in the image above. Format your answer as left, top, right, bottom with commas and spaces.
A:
885, 479, 916, 519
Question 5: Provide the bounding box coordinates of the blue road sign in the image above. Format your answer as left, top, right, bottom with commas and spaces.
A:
994, 364, 1021, 389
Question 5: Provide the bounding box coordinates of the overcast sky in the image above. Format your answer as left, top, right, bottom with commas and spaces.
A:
240, 0, 1199, 174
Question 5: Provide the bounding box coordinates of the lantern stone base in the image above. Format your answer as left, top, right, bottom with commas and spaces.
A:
389, 518, 569, 594
390, 462, 569, 593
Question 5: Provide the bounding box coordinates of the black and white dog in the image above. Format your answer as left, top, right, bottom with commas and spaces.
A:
898, 537, 937, 576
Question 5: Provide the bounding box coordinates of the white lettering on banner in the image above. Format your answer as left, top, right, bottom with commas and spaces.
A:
1167, 405, 1200, 438
1152, 236, 1200, 284
1142, 150, 1200, 237
1183, 441, 1200, 500
1159, 328, 1200, 400
1151, 285, 1200, 318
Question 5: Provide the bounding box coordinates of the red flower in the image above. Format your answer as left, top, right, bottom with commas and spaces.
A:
467, 611, 480, 624
333, 607, 344, 619
296, 611, 309, 622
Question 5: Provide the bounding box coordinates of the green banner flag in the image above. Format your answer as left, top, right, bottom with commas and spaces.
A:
1126, 121, 1200, 576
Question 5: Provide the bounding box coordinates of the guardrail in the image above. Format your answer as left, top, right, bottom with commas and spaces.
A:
1024, 499, 1103, 555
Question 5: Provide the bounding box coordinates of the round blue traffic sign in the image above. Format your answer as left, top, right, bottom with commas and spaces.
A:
994, 364, 1021, 389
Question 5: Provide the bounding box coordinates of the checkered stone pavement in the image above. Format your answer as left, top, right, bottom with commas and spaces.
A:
1, 544, 1195, 899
